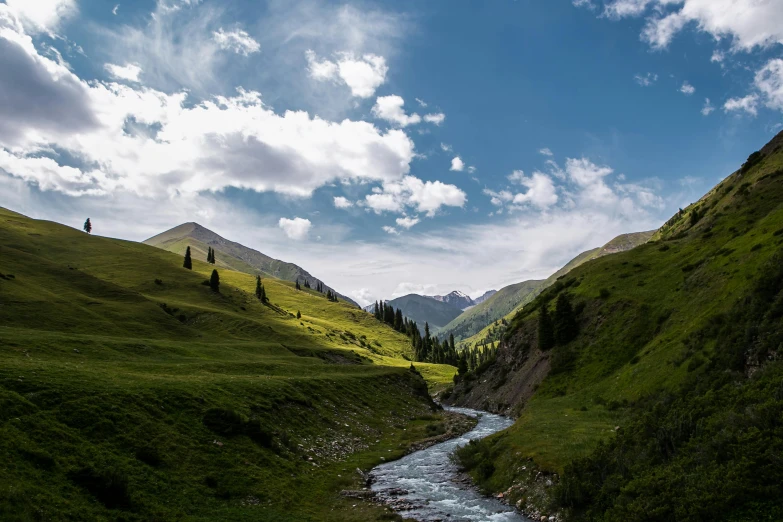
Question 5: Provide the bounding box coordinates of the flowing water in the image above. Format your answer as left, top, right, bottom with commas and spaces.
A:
370, 406, 529, 521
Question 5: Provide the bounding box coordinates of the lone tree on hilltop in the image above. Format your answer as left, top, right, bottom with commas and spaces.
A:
209, 269, 220, 292
83, 218, 92, 234
538, 304, 555, 351
183, 246, 193, 270
255, 275, 266, 302
554, 293, 578, 345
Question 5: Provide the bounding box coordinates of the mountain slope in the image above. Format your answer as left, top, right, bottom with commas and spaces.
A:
431, 290, 475, 310
385, 293, 464, 330
445, 131, 783, 521
473, 290, 497, 305
439, 231, 654, 344
144, 222, 359, 307
0, 207, 457, 521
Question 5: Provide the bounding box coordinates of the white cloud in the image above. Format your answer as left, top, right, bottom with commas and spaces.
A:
364, 176, 466, 217
4, 0, 76, 34
279, 217, 312, 239
755, 58, 783, 112
305, 50, 388, 98
212, 28, 260, 56
350, 287, 374, 307
724, 94, 759, 116
440, 143, 452, 152
483, 188, 514, 207
382, 225, 399, 235
450, 156, 465, 172
415, 98, 428, 107
711, 50, 724, 63
680, 81, 695, 95
539, 147, 554, 156
423, 112, 445, 125
391, 282, 437, 298
112, 4, 120, 15
701, 98, 715, 116
566, 158, 614, 187
634, 72, 658, 86
590, 0, 783, 51
395, 215, 420, 229
510, 172, 559, 209
372, 95, 421, 127
333, 196, 353, 209
104, 63, 142, 83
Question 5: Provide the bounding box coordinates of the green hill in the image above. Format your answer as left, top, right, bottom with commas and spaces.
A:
446, 131, 783, 521
384, 293, 464, 331
144, 222, 359, 307
440, 231, 654, 346
0, 207, 456, 521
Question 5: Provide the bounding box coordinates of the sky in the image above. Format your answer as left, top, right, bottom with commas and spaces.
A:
1, 0, 782, 306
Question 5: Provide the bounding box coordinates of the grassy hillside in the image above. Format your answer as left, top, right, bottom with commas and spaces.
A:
145, 222, 359, 307
443, 231, 654, 347
384, 293, 463, 331
0, 207, 456, 521
446, 132, 783, 521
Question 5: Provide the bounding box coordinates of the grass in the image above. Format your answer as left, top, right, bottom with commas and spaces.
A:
0, 206, 457, 520
449, 134, 783, 518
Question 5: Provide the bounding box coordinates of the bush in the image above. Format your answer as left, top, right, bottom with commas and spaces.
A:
68, 466, 132, 509
598, 288, 611, 299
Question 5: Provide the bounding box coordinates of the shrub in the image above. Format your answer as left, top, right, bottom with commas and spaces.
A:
68, 466, 132, 509
598, 288, 611, 299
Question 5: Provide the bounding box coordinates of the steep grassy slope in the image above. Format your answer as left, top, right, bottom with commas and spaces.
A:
0, 207, 456, 521
442, 231, 654, 346
384, 293, 463, 331
446, 131, 783, 521
145, 222, 359, 306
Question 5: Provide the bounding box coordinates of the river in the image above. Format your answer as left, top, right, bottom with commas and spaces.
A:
370, 406, 529, 521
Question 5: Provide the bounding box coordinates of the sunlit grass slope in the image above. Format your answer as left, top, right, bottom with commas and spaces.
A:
0, 207, 455, 521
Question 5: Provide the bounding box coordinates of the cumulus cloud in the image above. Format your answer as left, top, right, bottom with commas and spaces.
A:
423, 113, 445, 125
450, 156, 465, 172
579, 0, 783, 51
755, 58, 783, 112
279, 217, 312, 239
104, 63, 143, 83
4, 0, 76, 34
510, 172, 559, 209
701, 98, 715, 116
395, 215, 420, 229
212, 28, 260, 56
724, 94, 759, 116
634, 72, 658, 86
680, 81, 695, 95
333, 196, 353, 208
364, 176, 466, 217
372, 95, 421, 127
305, 49, 388, 98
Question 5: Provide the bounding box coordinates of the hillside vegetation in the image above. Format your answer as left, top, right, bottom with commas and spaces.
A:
446, 131, 783, 521
0, 208, 456, 521
383, 293, 464, 331
443, 231, 653, 347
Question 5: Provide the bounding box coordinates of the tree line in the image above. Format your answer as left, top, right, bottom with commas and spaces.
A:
181, 245, 267, 302
296, 279, 338, 302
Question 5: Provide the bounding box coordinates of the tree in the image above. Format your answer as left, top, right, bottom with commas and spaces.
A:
295, 280, 301, 291
183, 246, 192, 270
207, 247, 212, 263
538, 304, 555, 351
209, 269, 220, 292
296, 310, 301, 319
554, 293, 578, 345
83, 218, 92, 234
457, 350, 469, 375
255, 275, 266, 302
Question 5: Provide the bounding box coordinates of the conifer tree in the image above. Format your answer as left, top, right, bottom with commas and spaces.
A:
183, 246, 192, 270
297, 310, 301, 319
538, 304, 555, 351
209, 269, 220, 292
296, 280, 301, 291
83, 218, 92, 234
394, 308, 404, 332
255, 275, 263, 300
554, 293, 578, 345
458, 350, 469, 375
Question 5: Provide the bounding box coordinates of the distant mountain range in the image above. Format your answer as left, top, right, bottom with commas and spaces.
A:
143, 222, 359, 307
431, 290, 476, 310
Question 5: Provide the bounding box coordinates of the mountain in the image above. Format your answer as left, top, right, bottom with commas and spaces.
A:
473, 289, 497, 305
0, 206, 458, 521
384, 293, 464, 330
445, 131, 783, 521
144, 222, 359, 307
438, 230, 654, 343
431, 290, 475, 310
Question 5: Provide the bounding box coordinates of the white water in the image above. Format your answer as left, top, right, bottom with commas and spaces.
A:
370, 406, 529, 521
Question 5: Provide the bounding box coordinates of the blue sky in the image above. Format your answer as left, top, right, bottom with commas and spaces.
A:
1, 0, 782, 305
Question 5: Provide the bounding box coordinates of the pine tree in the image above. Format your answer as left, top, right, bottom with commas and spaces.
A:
210, 247, 216, 264
538, 304, 555, 351
83, 218, 92, 234
394, 309, 404, 332
458, 350, 469, 375
209, 269, 220, 292
183, 246, 192, 270
554, 293, 578, 345
296, 310, 301, 319
255, 276, 263, 300
206, 247, 212, 263
296, 280, 301, 291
